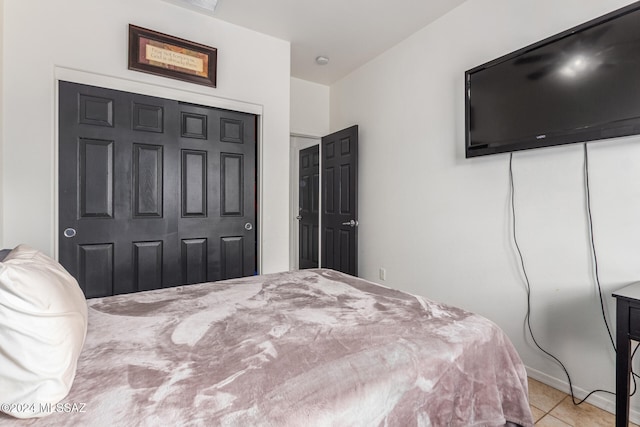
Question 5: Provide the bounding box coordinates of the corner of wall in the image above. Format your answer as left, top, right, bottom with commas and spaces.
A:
290, 77, 330, 137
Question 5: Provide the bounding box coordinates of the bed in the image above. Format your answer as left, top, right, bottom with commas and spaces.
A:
0, 246, 533, 426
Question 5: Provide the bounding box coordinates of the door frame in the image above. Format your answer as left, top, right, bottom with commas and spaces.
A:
53, 66, 265, 272
289, 134, 321, 270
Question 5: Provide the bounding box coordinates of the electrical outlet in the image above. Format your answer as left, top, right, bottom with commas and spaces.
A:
379, 268, 386, 281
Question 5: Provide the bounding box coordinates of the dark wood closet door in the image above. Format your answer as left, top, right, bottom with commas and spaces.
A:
58, 82, 256, 298
177, 103, 257, 283
298, 145, 319, 269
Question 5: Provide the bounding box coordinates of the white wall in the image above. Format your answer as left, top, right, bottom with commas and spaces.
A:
290, 77, 330, 137
0, 0, 4, 246
331, 0, 640, 418
1, 0, 291, 273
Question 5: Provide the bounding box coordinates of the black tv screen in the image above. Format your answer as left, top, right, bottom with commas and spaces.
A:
465, 1, 640, 158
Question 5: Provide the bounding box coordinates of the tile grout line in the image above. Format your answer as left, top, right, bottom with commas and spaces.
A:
535, 395, 572, 426
549, 395, 570, 414
543, 394, 573, 426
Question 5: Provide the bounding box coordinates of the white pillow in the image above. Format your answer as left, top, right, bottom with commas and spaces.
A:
0, 244, 87, 418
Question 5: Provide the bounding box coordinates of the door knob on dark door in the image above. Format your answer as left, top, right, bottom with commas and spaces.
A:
296, 215, 302, 220
341, 220, 359, 227
63, 228, 77, 238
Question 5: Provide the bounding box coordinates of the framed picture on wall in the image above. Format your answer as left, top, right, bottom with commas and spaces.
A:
128, 24, 217, 88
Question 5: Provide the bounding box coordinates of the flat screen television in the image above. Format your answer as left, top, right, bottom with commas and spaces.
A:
465, 1, 640, 158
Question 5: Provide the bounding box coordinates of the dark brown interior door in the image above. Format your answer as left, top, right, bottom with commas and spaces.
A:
321, 125, 358, 276
298, 145, 319, 269
58, 81, 256, 297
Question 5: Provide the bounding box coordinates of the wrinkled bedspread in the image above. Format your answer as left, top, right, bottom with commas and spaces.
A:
1, 269, 533, 426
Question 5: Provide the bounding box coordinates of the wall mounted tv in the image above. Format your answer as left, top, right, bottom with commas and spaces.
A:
465, 1, 640, 158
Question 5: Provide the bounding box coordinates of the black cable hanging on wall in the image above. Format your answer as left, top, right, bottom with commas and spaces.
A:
508, 148, 623, 405
583, 143, 616, 352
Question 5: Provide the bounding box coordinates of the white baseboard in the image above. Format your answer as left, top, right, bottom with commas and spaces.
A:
526, 365, 640, 424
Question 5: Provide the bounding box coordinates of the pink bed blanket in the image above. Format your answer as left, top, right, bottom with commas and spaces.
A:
1, 269, 533, 426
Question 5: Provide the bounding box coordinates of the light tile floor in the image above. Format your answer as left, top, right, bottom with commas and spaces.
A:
528, 377, 639, 426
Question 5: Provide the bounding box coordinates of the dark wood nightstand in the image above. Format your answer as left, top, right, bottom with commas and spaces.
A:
613, 282, 640, 427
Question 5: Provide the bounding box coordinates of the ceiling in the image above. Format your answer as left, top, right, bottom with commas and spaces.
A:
174, 0, 468, 85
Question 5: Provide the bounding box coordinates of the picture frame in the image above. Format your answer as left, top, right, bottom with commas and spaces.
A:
128, 24, 217, 88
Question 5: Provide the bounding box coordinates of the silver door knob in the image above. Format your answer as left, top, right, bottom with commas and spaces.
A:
296, 215, 302, 220
63, 228, 77, 238
341, 220, 359, 227
244, 222, 253, 231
